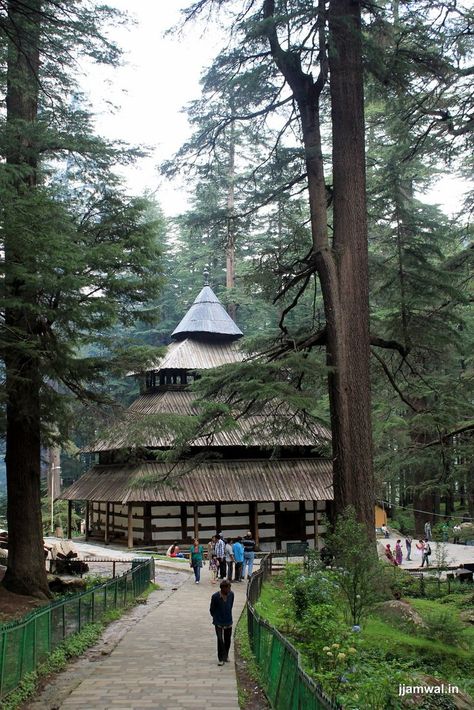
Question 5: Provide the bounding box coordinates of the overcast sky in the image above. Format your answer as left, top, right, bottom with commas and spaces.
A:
85, 0, 221, 216
84, 0, 466, 218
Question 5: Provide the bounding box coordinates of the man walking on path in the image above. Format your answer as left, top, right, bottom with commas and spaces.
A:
215, 533, 226, 579
210, 580, 234, 666
225, 537, 234, 581
243, 531, 256, 580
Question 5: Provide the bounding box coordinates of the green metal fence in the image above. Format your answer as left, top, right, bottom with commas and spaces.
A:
247, 554, 342, 710
0, 558, 154, 700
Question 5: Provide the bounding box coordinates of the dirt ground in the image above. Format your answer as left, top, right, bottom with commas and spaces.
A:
234, 634, 271, 710
0, 558, 137, 625
0, 566, 49, 623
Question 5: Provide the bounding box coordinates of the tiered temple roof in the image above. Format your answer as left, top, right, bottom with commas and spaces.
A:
61, 283, 332, 505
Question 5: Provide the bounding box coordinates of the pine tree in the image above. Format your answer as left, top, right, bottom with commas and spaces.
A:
0, 1, 163, 597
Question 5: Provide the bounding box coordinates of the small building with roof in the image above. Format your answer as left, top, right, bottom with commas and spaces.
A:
60, 282, 333, 550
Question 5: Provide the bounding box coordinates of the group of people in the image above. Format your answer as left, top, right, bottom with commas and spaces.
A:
384, 536, 432, 567
208, 532, 256, 584
166, 532, 257, 585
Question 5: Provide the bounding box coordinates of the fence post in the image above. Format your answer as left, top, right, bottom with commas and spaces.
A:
0, 629, 6, 697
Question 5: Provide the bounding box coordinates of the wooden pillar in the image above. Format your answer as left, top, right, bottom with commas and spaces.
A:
143, 503, 152, 546
127, 503, 134, 549
299, 501, 306, 540
180, 504, 188, 542
250, 502, 259, 547
67, 500, 72, 540
85, 500, 90, 541
275, 502, 281, 550
215, 503, 221, 535
104, 502, 110, 545
193, 503, 199, 540
314, 501, 319, 550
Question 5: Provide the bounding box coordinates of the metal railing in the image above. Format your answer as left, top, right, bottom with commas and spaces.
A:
0, 558, 153, 700
247, 554, 342, 710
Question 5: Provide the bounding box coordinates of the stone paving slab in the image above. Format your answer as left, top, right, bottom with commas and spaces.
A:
59, 565, 247, 710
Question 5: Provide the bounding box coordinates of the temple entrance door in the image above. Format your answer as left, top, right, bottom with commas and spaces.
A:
275, 509, 305, 549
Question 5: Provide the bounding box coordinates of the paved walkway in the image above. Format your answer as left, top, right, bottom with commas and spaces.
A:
380, 534, 474, 570
59, 563, 247, 709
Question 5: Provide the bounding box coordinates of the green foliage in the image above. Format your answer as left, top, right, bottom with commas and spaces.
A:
389, 509, 415, 536
421, 611, 466, 647
253, 566, 474, 709
83, 573, 110, 589
284, 564, 338, 620
326, 508, 390, 624
0, 622, 102, 710
40, 496, 82, 534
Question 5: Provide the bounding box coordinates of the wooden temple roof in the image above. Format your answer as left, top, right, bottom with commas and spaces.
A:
85, 390, 331, 451
171, 286, 243, 340
145, 337, 244, 371
59, 458, 333, 504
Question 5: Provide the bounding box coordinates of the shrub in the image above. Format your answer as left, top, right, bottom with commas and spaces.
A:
304, 548, 323, 575
301, 603, 350, 667
420, 611, 466, 647
285, 569, 338, 620
326, 508, 391, 624
338, 657, 410, 710
390, 508, 415, 535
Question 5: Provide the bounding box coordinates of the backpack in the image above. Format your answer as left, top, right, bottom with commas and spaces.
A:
425, 544, 431, 556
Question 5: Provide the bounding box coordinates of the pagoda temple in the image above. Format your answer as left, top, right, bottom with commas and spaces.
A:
60, 283, 333, 550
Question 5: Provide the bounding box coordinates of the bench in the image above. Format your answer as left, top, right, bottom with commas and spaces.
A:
286, 541, 309, 559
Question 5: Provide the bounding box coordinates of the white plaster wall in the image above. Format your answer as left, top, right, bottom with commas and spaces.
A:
221, 503, 249, 514
152, 505, 181, 516
221, 515, 249, 527
257, 502, 275, 513
151, 517, 181, 527
152, 530, 181, 541
280, 502, 300, 512
259, 528, 276, 538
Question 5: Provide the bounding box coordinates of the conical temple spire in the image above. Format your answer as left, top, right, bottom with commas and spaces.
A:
171, 285, 243, 340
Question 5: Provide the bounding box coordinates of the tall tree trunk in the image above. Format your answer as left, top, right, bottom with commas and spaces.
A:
327, 0, 374, 537
2, 0, 51, 599
263, 0, 374, 538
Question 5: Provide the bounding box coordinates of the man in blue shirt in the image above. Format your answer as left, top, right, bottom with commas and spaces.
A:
210, 580, 234, 665
232, 537, 244, 582
243, 532, 256, 580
